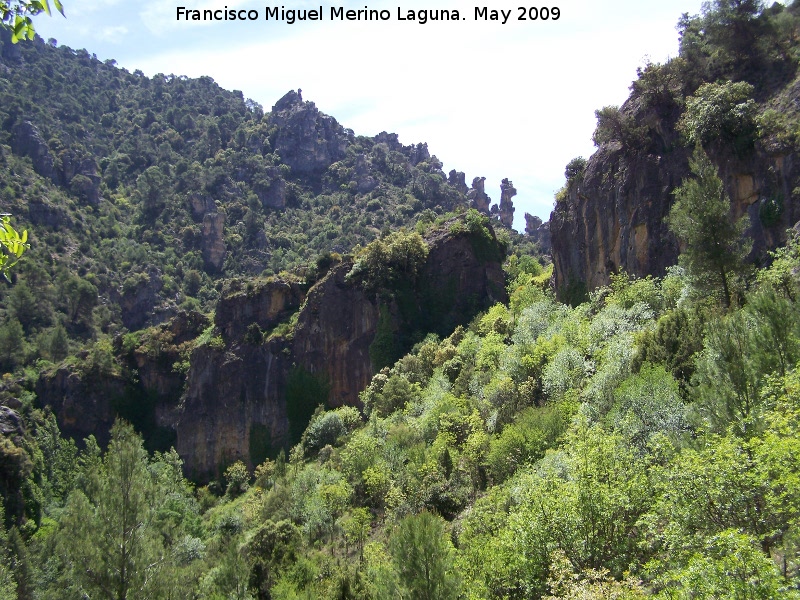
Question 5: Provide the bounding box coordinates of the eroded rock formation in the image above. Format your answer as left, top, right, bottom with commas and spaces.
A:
525, 213, 551, 254
171, 219, 507, 478
467, 176, 490, 213
267, 90, 350, 179
499, 178, 516, 228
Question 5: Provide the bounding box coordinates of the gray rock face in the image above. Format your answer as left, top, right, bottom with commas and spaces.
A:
407, 142, 430, 166
173, 221, 508, 479
448, 170, 468, 194
11, 120, 58, 182
35, 366, 125, 446
268, 90, 349, 178
214, 278, 304, 340
116, 267, 165, 331
0, 406, 23, 437
524, 213, 551, 254
255, 167, 287, 209
11, 120, 102, 205
499, 178, 516, 228
202, 211, 227, 271
467, 176, 491, 213
353, 154, 379, 194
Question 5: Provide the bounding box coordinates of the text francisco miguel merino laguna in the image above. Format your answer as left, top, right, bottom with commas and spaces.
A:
176, 6, 473, 24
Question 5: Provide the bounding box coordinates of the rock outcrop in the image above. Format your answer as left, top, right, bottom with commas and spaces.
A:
170, 218, 507, 479
499, 178, 516, 228
114, 267, 165, 331
448, 170, 468, 194
550, 93, 800, 295
525, 213, 551, 254
202, 211, 227, 271
267, 90, 349, 179
254, 167, 287, 209
35, 365, 127, 447
467, 177, 491, 213
36, 217, 507, 480
11, 120, 58, 183
214, 278, 305, 340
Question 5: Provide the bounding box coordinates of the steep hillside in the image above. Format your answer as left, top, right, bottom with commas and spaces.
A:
0, 29, 535, 365
550, 1, 800, 297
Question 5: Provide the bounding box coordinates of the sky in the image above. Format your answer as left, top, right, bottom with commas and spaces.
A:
32, 0, 709, 231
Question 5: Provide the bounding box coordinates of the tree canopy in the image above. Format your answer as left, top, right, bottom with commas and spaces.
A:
0, 0, 64, 42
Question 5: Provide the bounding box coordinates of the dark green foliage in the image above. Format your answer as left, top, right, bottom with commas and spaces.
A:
59, 420, 164, 598
369, 304, 398, 373
758, 194, 783, 227
389, 512, 461, 600
564, 156, 587, 181
8, 526, 32, 600
364, 373, 420, 418
285, 367, 329, 444
111, 386, 176, 453
667, 147, 751, 307
485, 405, 567, 483
591, 105, 647, 150
559, 276, 588, 307
45, 324, 69, 361
245, 520, 301, 595
224, 461, 249, 497
634, 308, 705, 393
248, 423, 272, 467
0, 318, 23, 371
464, 209, 504, 264
243, 322, 263, 345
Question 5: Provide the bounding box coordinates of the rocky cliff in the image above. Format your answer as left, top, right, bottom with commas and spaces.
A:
36, 218, 507, 480
550, 62, 800, 296
170, 218, 507, 479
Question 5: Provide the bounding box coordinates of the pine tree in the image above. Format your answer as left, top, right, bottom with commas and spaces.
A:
61, 420, 165, 600
667, 147, 751, 307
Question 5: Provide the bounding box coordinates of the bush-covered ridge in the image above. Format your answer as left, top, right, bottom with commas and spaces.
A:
0, 30, 538, 385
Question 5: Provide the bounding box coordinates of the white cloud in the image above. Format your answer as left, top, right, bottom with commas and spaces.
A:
96, 25, 128, 43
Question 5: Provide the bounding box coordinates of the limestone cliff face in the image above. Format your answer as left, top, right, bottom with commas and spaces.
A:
36, 221, 507, 479
214, 278, 304, 340
171, 221, 507, 479
202, 211, 227, 271
550, 106, 800, 295
550, 141, 689, 294
173, 339, 290, 479
35, 311, 210, 448
290, 264, 379, 408
34, 366, 126, 447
